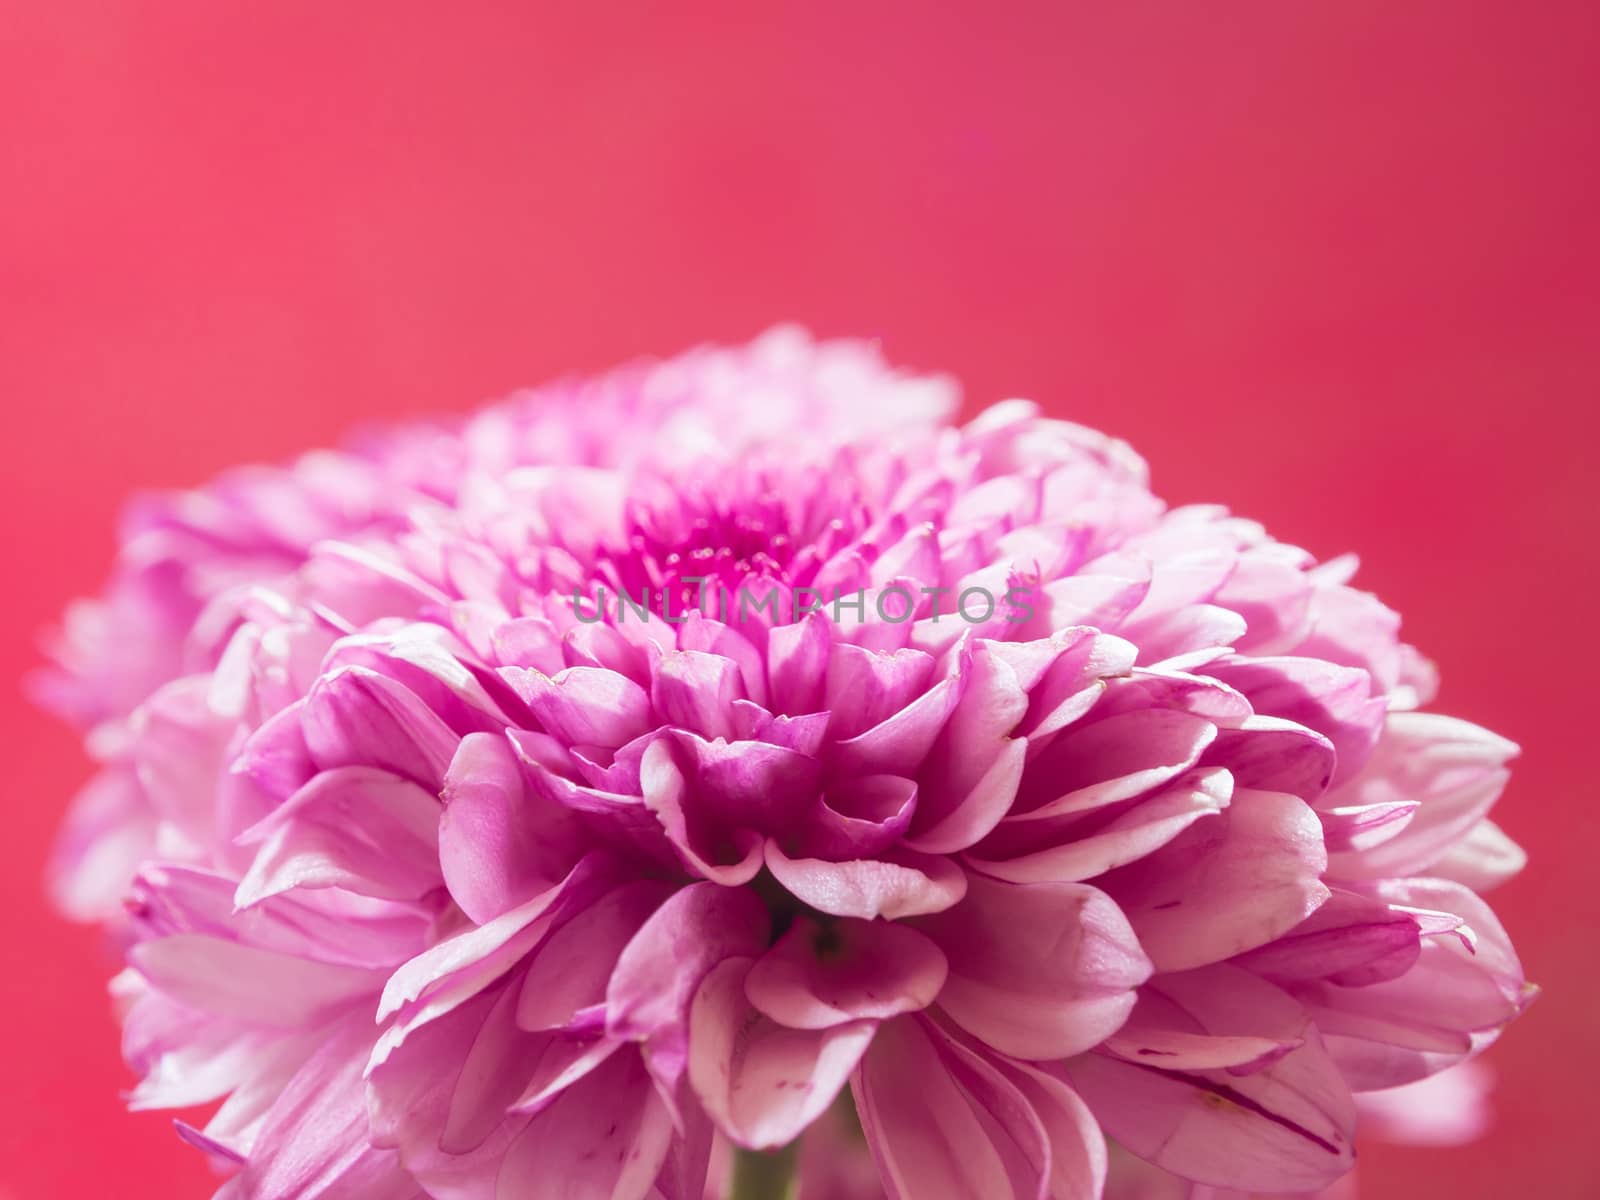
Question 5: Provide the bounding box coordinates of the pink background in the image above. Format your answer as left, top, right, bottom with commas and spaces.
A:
2, 3, 1595, 1197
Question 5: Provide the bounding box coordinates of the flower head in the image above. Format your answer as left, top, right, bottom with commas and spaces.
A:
45, 331, 1529, 1199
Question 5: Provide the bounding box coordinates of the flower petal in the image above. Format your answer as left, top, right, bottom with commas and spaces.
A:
495, 1049, 674, 1200
234, 766, 441, 909
745, 917, 948, 1029
302, 666, 459, 790
914, 872, 1151, 1059
766, 843, 969, 921
439, 732, 585, 923
606, 881, 772, 1092
852, 1015, 1053, 1200
1102, 788, 1330, 972
1067, 1018, 1356, 1193
689, 957, 874, 1149
969, 768, 1231, 884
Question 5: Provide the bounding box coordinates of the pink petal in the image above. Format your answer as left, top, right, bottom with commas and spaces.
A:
1429, 818, 1526, 892
440, 732, 585, 924
765, 612, 833, 715
1091, 668, 1250, 726
639, 738, 765, 885
1103, 788, 1330, 972
48, 768, 158, 922
1103, 965, 1311, 1075
825, 644, 936, 742
1325, 712, 1516, 881
914, 872, 1151, 1059
1203, 656, 1385, 788
852, 1015, 1052, 1200
505, 665, 653, 750
1015, 629, 1137, 741
217, 1015, 422, 1200
1036, 569, 1151, 633
1231, 889, 1422, 988
651, 650, 746, 741
968, 768, 1231, 884
745, 917, 948, 1029
909, 641, 1030, 853
130, 675, 233, 845
1067, 1019, 1356, 1193
1317, 800, 1420, 854
689, 957, 874, 1149
516, 879, 672, 1032
129, 935, 381, 1028
235, 699, 318, 803
325, 629, 512, 733
377, 854, 621, 1030
1203, 715, 1335, 802
765, 843, 968, 921
1014, 708, 1218, 821
678, 733, 824, 832
1300, 880, 1528, 1090
832, 676, 961, 777
495, 1049, 675, 1200
794, 774, 918, 859
442, 980, 547, 1154
234, 766, 441, 909
606, 881, 772, 1093
303, 666, 459, 790
368, 979, 519, 1180
988, 1057, 1107, 1200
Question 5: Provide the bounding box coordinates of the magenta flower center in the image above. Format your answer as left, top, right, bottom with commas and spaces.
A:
599, 470, 871, 614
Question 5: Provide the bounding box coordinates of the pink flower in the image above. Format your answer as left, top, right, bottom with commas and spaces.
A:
44, 333, 1529, 1199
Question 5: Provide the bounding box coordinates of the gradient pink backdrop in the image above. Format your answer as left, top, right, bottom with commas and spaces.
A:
2, 3, 1596, 1197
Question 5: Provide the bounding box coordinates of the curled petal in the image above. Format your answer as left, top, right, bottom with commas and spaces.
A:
852, 1015, 1054, 1200
1326, 712, 1517, 881
765, 843, 968, 921
794, 774, 918, 860
1301, 879, 1529, 1089
689, 957, 875, 1150
495, 1049, 675, 1200
1232, 889, 1422, 988
1102, 965, 1311, 1075
640, 738, 764, 885
303, 666, 459, 790
910, 641, 1031, 853
1203, 656, 1385, 789
970, 768, 1231, 884
440, 732, 585, 923
606, 882, 772, 1092
1067, 1019, 1356, 1193
217, 1014, 420, 1200
651, 650, 746, 741
825, 644, 936, 742
1429, 818, 1526, 892
745, 917, 948, 1029
234, 767, 441, 909
1103, 788, 1330, 973
914, 872, 1151, 1060
505, 665, 652, 751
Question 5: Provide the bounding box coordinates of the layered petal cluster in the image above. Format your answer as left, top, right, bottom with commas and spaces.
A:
43, 332, 1530, 1200
40, 327, 955, 921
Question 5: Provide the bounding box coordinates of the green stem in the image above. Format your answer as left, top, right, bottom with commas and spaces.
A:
728, 1142, 799, 1200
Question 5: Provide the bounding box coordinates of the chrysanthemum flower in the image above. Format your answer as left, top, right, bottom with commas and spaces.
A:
45, 333, 1529, 1200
